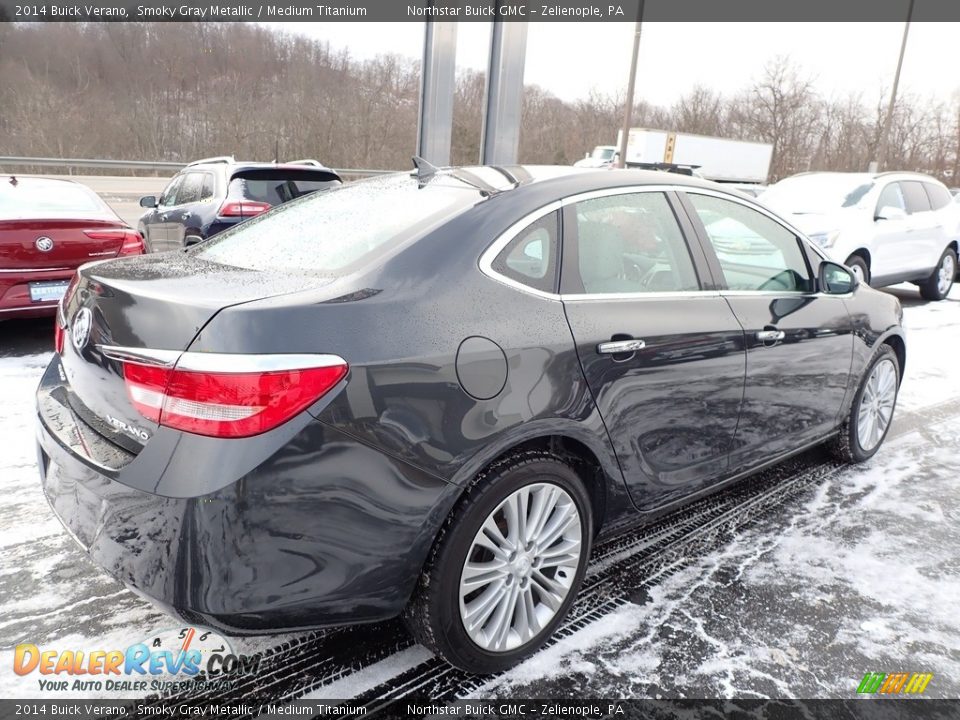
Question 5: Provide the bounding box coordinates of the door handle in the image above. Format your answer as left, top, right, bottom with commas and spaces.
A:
598, 339, 646, 354
756, 330, 785, 342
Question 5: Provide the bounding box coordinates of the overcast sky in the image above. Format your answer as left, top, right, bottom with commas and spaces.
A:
267, 22, 960, 107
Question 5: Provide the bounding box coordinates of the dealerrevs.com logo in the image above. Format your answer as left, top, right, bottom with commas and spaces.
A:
857, 672, 934, 695
13, 627, 260, 693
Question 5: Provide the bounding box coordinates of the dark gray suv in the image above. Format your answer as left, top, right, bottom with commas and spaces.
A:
138, 156, 341, 251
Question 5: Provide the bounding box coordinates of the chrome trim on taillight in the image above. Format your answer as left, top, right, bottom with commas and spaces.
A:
175, 352, 347, 373
97, 345, 347, 373
98, 345, 181, 368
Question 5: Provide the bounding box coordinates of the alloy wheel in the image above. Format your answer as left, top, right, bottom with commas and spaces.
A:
458, 482, 582, 652
856, 358, 898, 452
937, 253, 955, 296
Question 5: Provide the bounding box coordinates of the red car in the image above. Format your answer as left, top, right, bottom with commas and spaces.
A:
1, 176, 144, 319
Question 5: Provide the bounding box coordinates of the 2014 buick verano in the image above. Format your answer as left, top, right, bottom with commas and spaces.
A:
36, 165, 905, 673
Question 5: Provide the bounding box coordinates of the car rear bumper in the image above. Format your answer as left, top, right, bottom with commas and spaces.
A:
0, 270, 73, 318
35, 358, 460, 633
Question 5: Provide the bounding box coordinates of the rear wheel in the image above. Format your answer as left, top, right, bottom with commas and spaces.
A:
831, 345, 900, 463
918, 248, 956, 301
404, 450, 592, 673
844, 254, 870, 285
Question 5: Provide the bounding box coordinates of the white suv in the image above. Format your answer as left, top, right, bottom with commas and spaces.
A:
759, 171, 959, 300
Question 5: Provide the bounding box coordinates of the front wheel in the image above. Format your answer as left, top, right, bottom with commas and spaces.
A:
844, 254, 870, 285
918, 248, 956, 301
831, 344, 900, 463
404, 450, 592, 673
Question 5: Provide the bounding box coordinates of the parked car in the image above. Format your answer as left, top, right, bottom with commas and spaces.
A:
138, 156, 341, 251
0, 176, 144, 320
728, 183, 767, 198
39, 165, 905, 673
574, 145, 618, 168
759, 171, 958, 300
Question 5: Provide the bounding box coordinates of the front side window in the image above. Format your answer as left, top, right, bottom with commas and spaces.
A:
687, 193, 813, 293
491, 211, 558, 293
568, 192, 699, 294
876, 183, 906, 215
160, 175, 184, 206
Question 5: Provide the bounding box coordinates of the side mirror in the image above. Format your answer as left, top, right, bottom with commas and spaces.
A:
183, 234, 204, 247
819, 261, 857, 295
139, 195, 158, 209
875, 205, 906, 221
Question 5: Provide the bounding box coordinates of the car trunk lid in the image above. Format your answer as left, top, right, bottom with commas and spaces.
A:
57, 253, 333, 453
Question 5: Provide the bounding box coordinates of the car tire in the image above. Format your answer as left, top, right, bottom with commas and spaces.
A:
844, 255, 870, 285
918, 248, 957, 301
831, 344, 900, 464
404, 449, 593, 673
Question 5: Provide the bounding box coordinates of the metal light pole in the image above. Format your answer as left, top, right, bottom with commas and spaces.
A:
617, 10, 644, 169
872, 0, 915, 172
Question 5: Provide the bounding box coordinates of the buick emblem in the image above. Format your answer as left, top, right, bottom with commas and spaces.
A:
35, 236, 54, 252
71, 307, 93, 352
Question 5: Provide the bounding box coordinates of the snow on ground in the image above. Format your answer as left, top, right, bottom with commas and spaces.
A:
0, 284, 958, 700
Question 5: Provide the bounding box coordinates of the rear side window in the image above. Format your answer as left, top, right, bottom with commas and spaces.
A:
228, 169, 341, 206
201, 173, 216, 201
196, 175, 480, 274
566, 192, 700, 294
176, 173, 205, 205
923, 182, 952, 211
901, 181, 932, 214
0, 180, 105, 219
491, 211, 559, 293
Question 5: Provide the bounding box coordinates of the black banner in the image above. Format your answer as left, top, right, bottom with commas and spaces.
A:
0, 699, 957, 720
0, 0, 958, 23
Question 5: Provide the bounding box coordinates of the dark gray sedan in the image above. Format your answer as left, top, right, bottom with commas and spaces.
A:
37, 165, 904, 673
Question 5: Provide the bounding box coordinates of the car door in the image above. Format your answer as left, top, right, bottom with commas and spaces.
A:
165, 171, 205, 247
153, 174, 186, 252
922, 181, 954, 268
560, 188, 747, 511
679, 190, 854, 469
900, 181, 938, 274
141, 174, 182, 252
869, 181, 913, 279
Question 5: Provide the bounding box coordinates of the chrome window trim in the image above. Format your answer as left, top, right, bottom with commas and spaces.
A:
479, 183, 838, 302
0, 267, 70, 274
98, 345, 346, 373
561, 290, 722, 302
478, 200, 563, 301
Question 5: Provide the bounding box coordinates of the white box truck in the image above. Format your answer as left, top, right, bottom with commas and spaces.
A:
580, 129, 774, 184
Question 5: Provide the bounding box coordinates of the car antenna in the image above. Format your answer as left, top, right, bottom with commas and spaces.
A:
411, 156, 439, 187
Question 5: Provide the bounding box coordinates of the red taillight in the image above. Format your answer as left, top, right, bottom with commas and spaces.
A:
83, 228, 145, 256
54, 273, 81, 354
54, 321, 65, 354
217, 200, 272, 218
122, 358, 348, 438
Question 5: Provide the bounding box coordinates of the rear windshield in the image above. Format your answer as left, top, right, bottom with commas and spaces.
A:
196, 174, 482, 274
228, 169, 341, 206
0, 179, 106, 219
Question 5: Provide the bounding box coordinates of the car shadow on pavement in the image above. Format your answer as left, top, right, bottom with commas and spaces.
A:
1, 318, 54, 358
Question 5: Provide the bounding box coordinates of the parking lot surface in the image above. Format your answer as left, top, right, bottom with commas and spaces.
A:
1, 286, 958, 702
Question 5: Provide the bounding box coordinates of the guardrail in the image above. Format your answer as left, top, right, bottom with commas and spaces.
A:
0, 156, 396, 178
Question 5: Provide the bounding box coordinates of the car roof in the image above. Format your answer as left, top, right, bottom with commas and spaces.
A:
780, 170, 944, 184
427, 164, 719, 196
1, 175, 87, 188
